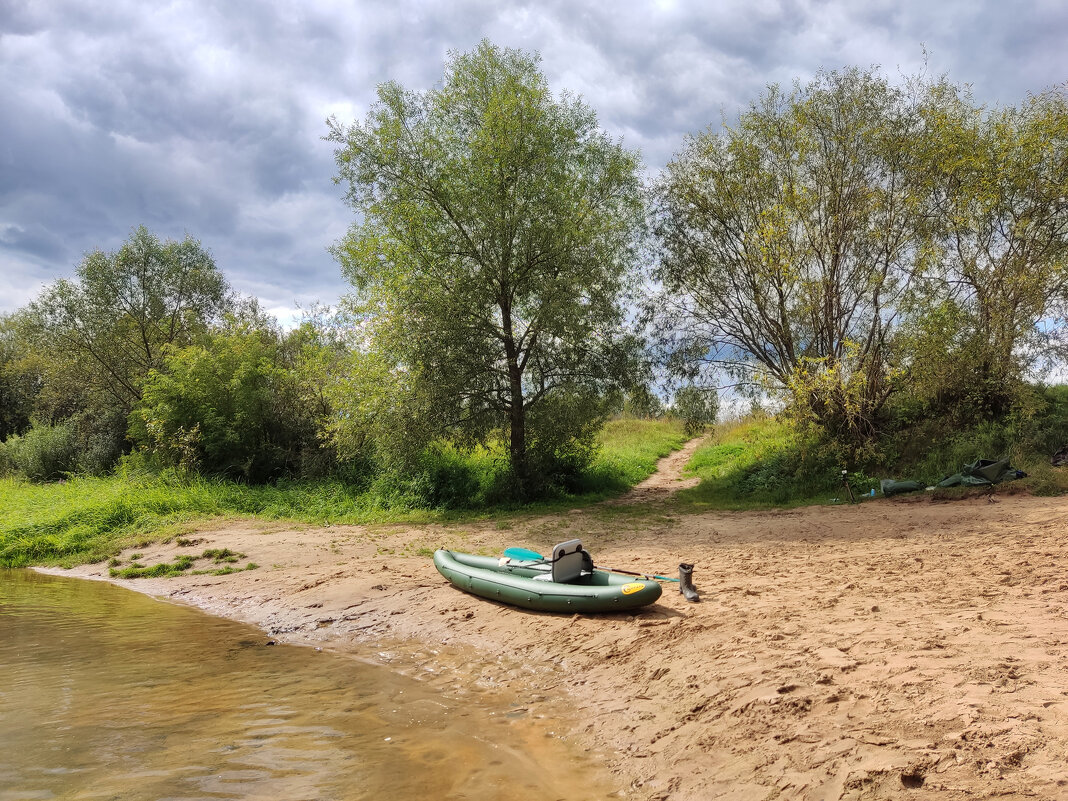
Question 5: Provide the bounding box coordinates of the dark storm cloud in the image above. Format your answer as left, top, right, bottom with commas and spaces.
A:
513, 0, 1067, 170
0, 0, 350, 316
2, 0, 1066, 319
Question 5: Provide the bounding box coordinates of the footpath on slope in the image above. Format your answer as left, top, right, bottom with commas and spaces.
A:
603, 434, 704, 505
44, 444, 1068, 801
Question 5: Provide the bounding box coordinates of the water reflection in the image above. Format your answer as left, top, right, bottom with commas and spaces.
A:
0, 570, 612, 800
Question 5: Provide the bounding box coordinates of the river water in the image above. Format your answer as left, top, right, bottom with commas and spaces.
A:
0, 570, 614, 801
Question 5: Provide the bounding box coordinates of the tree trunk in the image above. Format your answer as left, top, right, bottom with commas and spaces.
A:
509, 389, 527, 495
501, 298, 528, 496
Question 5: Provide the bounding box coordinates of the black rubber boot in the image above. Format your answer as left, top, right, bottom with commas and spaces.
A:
679, 563, 700, 603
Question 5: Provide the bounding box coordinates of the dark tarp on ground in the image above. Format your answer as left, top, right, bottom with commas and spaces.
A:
936, 457, 1026, 488
880, 479, 925, 497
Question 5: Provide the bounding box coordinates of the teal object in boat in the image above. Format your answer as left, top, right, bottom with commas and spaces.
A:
433, 542, 663, 613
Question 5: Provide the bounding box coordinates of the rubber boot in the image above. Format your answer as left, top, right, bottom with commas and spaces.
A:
679, 563, 700, 603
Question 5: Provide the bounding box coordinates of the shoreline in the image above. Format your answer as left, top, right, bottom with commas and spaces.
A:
41, 491, 1068, 800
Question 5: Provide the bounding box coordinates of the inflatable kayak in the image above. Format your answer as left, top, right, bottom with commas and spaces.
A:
433, 542, 663, 613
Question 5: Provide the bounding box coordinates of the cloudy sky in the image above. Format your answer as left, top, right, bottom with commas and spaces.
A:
3, 0, 1066, 323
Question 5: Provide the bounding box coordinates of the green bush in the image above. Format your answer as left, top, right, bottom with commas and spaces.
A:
889, 383, 1068, 483
1032, 384, 1068, 455
370, 444, 493, 510
522, 390, 608, 496
76, 429, 125, 475
133, 327, 324, 482
4, 423, 78, 481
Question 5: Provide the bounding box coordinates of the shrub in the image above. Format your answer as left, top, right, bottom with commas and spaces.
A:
888, 383, 1068, 483
4, 423, 78, 481
76, 429, 126, 475
133, 327, 325, 482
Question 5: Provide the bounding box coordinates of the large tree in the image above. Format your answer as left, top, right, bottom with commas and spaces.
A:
650, 68, 928, 447
326, 41, 644, 493
909, 83, 1068, 417
26, 225, 231, 417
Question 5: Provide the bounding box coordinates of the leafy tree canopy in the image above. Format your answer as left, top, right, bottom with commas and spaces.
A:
25, 225, 231, 415
326, 40, 646, 495
650, 67, 926, 450
908, 82, 1068, 417
649, 68, 1068, 450
0, 314, 38, 441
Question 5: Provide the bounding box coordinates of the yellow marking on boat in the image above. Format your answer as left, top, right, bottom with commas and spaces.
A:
621, 582, 644, 595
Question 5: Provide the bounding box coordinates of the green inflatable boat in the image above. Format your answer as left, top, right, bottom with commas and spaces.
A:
433, 540, 663, 613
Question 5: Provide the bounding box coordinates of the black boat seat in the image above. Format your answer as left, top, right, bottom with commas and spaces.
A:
551, 539, 593, 583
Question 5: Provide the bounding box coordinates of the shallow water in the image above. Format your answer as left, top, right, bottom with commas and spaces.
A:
0, 570, 613, 801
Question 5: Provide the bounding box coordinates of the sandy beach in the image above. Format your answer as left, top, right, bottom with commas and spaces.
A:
47, 450, 1068, 800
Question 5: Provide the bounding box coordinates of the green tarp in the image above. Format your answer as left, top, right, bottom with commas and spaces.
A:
936, 457, 1025, 488
879, 457, 1027, 497
880, 479, 925, 497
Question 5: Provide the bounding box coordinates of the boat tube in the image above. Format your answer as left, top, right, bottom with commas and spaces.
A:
433, 548, 663, 613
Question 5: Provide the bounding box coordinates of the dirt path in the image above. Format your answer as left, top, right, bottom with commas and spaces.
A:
45, 474, 1068, 799
608, 434, 704, 505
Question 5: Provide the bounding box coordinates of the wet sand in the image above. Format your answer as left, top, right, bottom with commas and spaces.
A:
47, 459, 1068, 800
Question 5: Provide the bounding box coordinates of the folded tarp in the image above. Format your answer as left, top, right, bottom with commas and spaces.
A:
966, 458, 1011, 482
937, 457, 1026, 488
936, 473, 994, 488
880, 479, 925, 497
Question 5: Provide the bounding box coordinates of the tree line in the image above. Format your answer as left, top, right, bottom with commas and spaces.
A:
2, 41, 1065, 496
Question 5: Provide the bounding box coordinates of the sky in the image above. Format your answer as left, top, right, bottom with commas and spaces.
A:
2, 0, 1067, 324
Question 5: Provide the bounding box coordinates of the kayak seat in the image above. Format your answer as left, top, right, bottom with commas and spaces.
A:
552, 539, 593, 583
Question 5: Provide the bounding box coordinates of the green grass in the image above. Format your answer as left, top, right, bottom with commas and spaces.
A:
677, 411, 1068, 511
109, 554, 196, 578
201, 548, 243, 563
0, 418, 688, 568
107, 549, 260, 578
0, 472, 435, 568
578, 418, 689, 492
676, 417, 852, 510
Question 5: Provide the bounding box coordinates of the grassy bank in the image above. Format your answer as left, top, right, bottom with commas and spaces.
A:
578, 417, 689, 490
678, 411, 1068, 512
0, 418, 687, 568
676, 417, 842, 510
